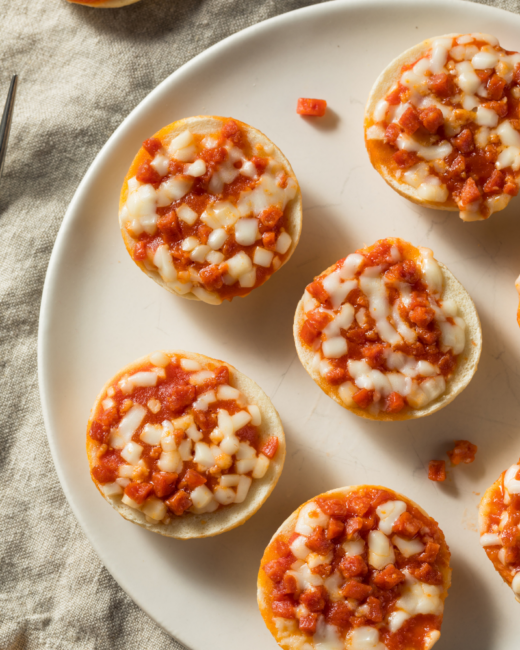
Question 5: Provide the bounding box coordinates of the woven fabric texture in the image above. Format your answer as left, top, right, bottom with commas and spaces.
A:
0, 0, 516, 648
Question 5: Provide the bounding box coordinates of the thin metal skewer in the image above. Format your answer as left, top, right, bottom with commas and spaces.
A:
0, 75, 18, 185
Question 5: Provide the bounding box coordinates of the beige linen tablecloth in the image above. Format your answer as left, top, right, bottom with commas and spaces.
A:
0, 0, 517, 648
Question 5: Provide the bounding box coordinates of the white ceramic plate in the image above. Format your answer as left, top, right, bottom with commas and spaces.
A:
39, 1, 520, 648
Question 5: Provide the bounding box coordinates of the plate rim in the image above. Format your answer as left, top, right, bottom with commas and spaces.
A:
37, 0, 519, 644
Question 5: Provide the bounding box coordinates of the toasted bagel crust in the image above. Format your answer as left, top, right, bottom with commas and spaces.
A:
257, 485, 451, 650
86, 350, 286, 539
119, 116, 302, 303
293, 244, 482, 421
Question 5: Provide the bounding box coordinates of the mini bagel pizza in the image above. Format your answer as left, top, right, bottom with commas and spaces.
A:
258, 486, 451, 650
479, 458, 520, 602
294, 238, 482, 420
67, 0, 140, 6
365, 33, 520, 221
119, 116, 302, 304
86, 350, 285, 538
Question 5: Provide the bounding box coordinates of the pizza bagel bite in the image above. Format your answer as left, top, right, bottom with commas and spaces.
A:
86, 351, 285, 538
258, 486, 451, 650
479, 458, 520, 602
365, 33, 520, 221
119, 116, 302, 304
294, 238, 482, 420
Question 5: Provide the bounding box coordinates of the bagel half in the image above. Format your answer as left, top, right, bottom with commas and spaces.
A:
293, 238, 482, 421
67, 0, 141, 7
364, 33, 520, 221
258, 485, 451, 650
86, 350, 285, 539
479, 460, 520, 602
119, 116, 302, 304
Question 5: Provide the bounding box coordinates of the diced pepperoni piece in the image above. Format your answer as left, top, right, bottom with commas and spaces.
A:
399, 105, 422, 135
316, 498, 347, 519
345, 496, 371, 517
152, 472, 178, 498
483, 99, 508, 118
142, 137, 162, 156
364, 596, 383, 623
89, 421, 108, 444
179, 469, 207, 490
384, 123, 401, 145
361, 343, 386, 369
326, 367, 348, 385
341, 580, 372, 601
222, 119, 243, 147
452, 128, 474, 154
199, 264, 225, 291
418, 542, 440, 563
393, 150, 419, 168
339, 554, 367, 578
157, 210, 182, 240
136, 160, 162, 184
306, 527, 333, 555
438, 353, 456, 376
373, 564, 405, 589
193, 409, 217, 432
275, 538, 293, 557
352, 388, 374, 409
428, 460, 446, 482
447, 154, 466, 179
487, 74, 506, 101
201, 146, 228, 165
310, 564, 333, 579
263, 556, 294, 583
300, 586, 327, 612
420, 106, 444, 133
166, 489, 192, 515
260, 436, 279, 459
250, 156, 268, 174
325, 602, 352, 628
236, 425, 259, 447
300, 309, 332, 345
262, 231, 276, 250
392, 511, 422, 538
307, 280, 329, 304
447, 439, 478, 465
282, 573, 299, 595
92, 465, 116, 484
97, 406, 118, 428
409, 562, 443, 585
345, 516, 364, 539
125, 482, 154, 505
168, 160, 184, 175
385, 392, 406, 414
164, 383, 196, 412
386, 85, 406, 105
298, 613, 318, 633
297, 98, 327, 117
501, 523, 520, 547
272, 599, 296, 619
484, 144, 499, 163
504, 175, 519, 196
427, 73, 456, 98
459, 177, 481, 207
476, 69, 494, 82
327, 518, 345, 540
259, 206, 284, 231
385, 260, 420, 284
133, 241, 147, 261
409, 306, 435, 328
